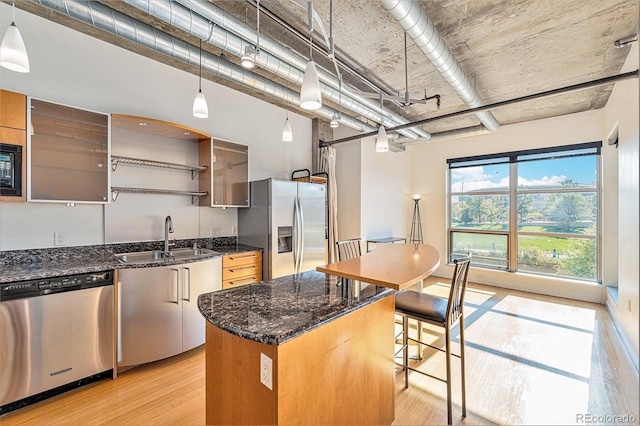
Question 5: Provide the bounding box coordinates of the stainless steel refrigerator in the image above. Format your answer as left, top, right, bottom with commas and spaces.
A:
238, 178, 327, 280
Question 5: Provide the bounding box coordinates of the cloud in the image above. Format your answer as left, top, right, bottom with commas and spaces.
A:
517, 175, 567, 187
452, 166, 568, 192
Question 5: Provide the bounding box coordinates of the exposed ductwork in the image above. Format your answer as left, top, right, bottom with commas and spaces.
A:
380, 0, 501, 132
127, 0, 431, 141
32, 0, 377, 134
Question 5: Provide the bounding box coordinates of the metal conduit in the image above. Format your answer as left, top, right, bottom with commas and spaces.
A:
33, 0, 375, 134
167, 0, 431, 140
380, 0, 501, 132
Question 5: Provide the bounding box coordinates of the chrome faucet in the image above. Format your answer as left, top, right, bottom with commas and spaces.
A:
164, 215, 175, 256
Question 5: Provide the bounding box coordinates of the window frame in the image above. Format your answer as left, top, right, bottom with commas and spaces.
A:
446, 141, 602, 283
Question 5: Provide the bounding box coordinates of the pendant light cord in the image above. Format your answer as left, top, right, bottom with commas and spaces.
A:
12, 2, 15, 22
256, 0, 261, 51
198, 39, 202, 92
307, 2, 313, 60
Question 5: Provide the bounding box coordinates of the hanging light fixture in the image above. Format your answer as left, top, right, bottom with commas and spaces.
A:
0, 3, 30, 73
299, 3, 322, 110
192, 39, 208, 118
240, 1, 260, 69
282, 112, 293, 142
329, 114, 339, 128
375, 93, 389, 152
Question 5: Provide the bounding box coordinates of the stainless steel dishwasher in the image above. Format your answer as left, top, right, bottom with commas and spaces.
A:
0, 271, 114, 415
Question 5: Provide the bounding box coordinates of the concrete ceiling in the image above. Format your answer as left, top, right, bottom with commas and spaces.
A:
13, 0, 639, 143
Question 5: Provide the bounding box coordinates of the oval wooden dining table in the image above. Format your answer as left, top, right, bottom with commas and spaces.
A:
316, 243, 441, 291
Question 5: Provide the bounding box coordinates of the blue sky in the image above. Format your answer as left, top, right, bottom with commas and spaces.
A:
451, 156, 597, 192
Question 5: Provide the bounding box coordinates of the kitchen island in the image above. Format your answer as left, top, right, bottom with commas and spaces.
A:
198, 270, 396, 425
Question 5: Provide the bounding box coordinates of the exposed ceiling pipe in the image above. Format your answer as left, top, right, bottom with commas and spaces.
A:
31, 0, 376, 134
397, 125, 489, 145
169, 0, 431, 140
380, 0, 501, 132
323, 69, 639, 146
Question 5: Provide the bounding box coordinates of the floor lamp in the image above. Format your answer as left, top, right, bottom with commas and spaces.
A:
409, 194, 423, 244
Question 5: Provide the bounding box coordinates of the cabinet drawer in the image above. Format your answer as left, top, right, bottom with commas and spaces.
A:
222, 274, 262, 290
223, 251, 261, 268
222, 263, 261, 281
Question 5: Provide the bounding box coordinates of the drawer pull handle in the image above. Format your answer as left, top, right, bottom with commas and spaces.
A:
229, 266, 256, 273
229, 277, 257, 286
228, 254, 257, 261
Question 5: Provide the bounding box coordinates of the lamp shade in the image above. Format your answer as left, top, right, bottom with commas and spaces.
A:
193, 90, 209, 118
375, 125, 389, 152
241, 46, 258, 69
330, 113, 339, 128
282, 117, 293, 142
299, 60, 322, 110
0, 22, 29, 73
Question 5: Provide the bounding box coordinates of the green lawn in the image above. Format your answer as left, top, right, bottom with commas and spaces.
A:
452, 232, 573, 254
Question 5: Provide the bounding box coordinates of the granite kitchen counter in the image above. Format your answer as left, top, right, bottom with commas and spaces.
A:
0, 238, 260, 283
197, 270, 394, 345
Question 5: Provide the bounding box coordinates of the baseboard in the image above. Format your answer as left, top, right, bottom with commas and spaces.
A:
605, 298, 640, 377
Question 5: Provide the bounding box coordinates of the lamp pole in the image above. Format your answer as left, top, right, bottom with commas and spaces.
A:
410, 195, 423, 244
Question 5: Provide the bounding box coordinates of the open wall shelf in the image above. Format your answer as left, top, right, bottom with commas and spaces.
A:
111, 186, 208, 204
111, 155, 207, 179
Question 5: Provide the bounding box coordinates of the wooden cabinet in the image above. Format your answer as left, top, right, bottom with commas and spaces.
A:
199, 138, 249, 208
28, 98, 110, 203
222, 251, 262, 289
0, 90, 26, 203
0, 90, 26, 130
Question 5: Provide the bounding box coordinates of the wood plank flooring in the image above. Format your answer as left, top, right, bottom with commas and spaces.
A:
2, 278, 638, 425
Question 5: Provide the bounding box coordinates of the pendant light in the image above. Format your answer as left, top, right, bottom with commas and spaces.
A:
282, 112, 293, 142
375, 93, 389, 152
193, 39, 208, 118
241, 1, 260, 69
0, 3, 30, 73
299, 3, 322, 110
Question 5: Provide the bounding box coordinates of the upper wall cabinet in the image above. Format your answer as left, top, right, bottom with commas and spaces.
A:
28, 98, 110, 203
0, 90, 27, 203
0, 90, 27, 130
199, 139, 249, 208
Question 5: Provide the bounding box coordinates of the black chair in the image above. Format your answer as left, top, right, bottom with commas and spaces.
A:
394, 256, 472, 425
336, 238, 362, 261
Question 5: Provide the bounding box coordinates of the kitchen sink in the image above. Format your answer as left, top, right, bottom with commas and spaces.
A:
115, 248, 219, 264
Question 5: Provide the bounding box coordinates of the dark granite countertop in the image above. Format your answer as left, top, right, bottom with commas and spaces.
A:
0, 237, 260, 284
198, 270, 395, 345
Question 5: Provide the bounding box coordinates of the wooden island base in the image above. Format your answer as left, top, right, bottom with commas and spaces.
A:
205, 295, 395, 425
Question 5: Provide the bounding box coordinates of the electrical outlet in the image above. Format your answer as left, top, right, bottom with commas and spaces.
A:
628, 300, 632, 312
54, 232, 66, 246
260, 352, 272, 390
231, 225, 238, 236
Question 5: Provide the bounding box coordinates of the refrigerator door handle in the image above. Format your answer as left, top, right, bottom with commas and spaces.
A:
292, 196, 299, 273
298, 197, 305, 272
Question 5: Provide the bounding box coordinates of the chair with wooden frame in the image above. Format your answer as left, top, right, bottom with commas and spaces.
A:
336, 238, 362, 261
335, 239, 363, 297
394, 255, 472, 425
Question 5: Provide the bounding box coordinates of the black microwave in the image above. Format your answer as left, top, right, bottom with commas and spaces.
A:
0, 143, 22, 197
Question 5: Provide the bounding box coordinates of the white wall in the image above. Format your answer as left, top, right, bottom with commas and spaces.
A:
360, 137, 412, 240
604, 45, 639, 368
334, 129, 411, 244
0, 4, 311, 250
409, 109, 608, 303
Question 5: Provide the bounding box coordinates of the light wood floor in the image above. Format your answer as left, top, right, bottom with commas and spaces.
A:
2, 278, 638, 425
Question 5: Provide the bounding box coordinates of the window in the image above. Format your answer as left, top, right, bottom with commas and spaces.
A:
448, 142, 601, 282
